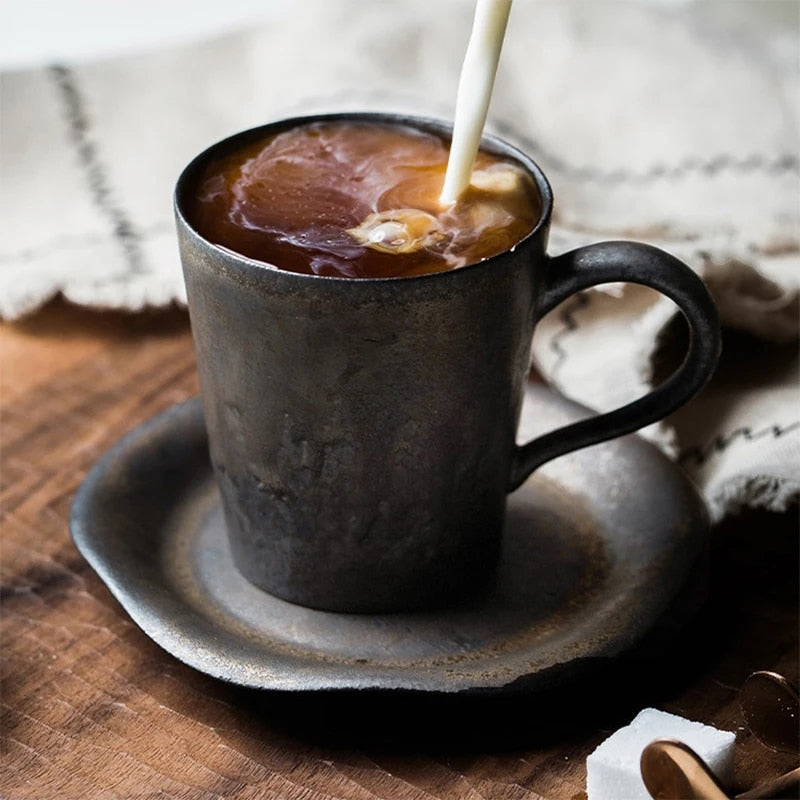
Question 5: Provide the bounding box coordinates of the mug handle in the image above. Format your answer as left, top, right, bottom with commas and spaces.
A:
508, 241, 721, 491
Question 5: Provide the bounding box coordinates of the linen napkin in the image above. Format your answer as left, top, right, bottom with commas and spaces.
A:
1, 0, 797, 520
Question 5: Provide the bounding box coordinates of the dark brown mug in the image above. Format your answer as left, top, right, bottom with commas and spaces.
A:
175, 112, 720, 613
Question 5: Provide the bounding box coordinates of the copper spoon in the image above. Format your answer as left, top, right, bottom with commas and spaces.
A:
740, 671, 800, 754
641, 739, 800, 800
641, 739, 728, 800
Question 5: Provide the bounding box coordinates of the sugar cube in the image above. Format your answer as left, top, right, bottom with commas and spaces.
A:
586, 707, 736, 800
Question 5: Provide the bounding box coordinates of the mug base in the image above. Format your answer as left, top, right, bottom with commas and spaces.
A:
227, 526, 503, 615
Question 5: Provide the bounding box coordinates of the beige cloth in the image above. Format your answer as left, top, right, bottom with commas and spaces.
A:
1, 0, 798, 520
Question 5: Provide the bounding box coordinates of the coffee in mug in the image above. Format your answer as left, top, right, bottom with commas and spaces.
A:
183, 120, 540, 278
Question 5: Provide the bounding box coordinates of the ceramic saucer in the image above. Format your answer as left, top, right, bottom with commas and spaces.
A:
70, 384, 708, 693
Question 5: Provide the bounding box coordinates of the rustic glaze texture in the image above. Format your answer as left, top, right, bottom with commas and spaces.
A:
175, 113, 720, 613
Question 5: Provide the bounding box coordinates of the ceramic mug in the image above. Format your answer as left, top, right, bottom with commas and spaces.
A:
175, 112, 720, 613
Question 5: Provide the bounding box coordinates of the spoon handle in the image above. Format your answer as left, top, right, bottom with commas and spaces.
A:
736, 766, 800, 800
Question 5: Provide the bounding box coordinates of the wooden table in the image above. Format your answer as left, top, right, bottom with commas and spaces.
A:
2, 298, 797, 799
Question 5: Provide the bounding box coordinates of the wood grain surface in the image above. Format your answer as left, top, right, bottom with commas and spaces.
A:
1, 299, 797, 800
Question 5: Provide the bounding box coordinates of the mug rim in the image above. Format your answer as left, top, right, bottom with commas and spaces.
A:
174, 111, 554, 284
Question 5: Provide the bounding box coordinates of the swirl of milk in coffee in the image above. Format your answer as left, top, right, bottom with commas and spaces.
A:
349, 164, 525, 256
348, 0, 516, 256
189, 121, 538, 278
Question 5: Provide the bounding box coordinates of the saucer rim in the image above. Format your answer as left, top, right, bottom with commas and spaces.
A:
70, 386, 709, 694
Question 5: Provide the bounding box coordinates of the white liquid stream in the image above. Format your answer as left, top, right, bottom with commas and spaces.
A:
440, 0, 513, 205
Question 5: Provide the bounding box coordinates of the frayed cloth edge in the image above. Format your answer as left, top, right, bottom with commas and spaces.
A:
707, 474, 800, 524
